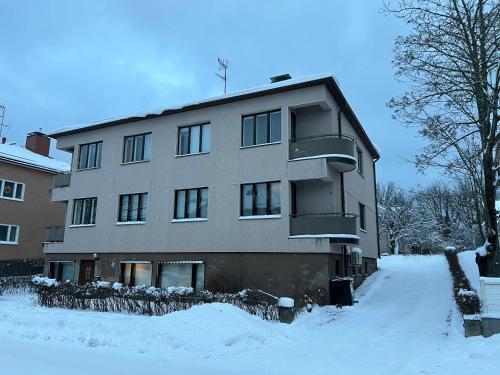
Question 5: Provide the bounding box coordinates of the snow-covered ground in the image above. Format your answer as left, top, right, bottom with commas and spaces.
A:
1, 255, 500, 374
458, 250, 480, 291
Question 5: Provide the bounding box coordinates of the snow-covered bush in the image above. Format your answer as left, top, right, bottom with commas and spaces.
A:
31, 281, 284, 321
0, 275, 40, 295
444, 250, 481, 315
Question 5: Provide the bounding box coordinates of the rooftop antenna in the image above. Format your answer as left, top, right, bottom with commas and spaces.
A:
0, 104, 7, 139
215, 58, 229, 94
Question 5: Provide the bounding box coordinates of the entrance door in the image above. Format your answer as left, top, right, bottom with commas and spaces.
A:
79, 260, 95, 284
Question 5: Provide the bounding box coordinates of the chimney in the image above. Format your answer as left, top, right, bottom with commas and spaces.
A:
1, 137, 6, 144
270, 73, 292, 83
26, 131, 50, 157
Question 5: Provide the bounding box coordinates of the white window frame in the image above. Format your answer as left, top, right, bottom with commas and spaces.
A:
0, 224, 20, 245
0, 179, 25, 202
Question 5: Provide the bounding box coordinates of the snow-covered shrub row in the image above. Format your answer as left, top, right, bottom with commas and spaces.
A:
444, 250, 481, 315
0, 275, 39, 295
30, 280, 282, 320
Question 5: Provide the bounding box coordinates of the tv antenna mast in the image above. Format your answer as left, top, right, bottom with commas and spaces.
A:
0, 104, 7, 139
215, 58, 229, 94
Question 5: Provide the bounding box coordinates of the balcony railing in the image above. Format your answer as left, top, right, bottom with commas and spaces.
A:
289, 135, 357, 172
290, 212, 359, 244
52, 173, 71, 188
45, 226, 65, 243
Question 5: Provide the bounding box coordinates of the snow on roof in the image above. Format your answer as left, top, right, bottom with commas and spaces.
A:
0, 142, 70, 174
49, 73, 334, 136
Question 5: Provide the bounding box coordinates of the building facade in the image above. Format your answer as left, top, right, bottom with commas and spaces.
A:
44, 74, 380, 303
0, 132, 69, 276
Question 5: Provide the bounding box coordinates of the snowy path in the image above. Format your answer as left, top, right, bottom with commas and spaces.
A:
1, 256, 500, 374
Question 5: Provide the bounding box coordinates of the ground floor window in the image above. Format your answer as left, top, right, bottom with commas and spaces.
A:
49, 261, 75, 282
120, 262, 152, 287
0, 224, 19, 244
158, 262, 204, 290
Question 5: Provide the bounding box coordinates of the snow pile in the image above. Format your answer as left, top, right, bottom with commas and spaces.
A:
444, 246, 457, 252
0, 143, 70, 173
475, 241, 489, 256
112, 282, 123, 290
278, 297, 294, 308
31, 276, 58, 287
458, 288, 478, 298
95, 281, 110, 288
165, 286, 193, 295
458, 250, 480, 291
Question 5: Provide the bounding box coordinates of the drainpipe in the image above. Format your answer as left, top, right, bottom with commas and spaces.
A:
373, 156, 381, 259
338, 108, 348, 277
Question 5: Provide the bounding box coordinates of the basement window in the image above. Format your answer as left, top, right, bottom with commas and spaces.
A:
350, 248, 363, 266
49, 261, 75, 282
158, 261, 205, 290
120, 262, 152, 287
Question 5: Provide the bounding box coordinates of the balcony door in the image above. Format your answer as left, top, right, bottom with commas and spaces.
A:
78, 260, 95, 284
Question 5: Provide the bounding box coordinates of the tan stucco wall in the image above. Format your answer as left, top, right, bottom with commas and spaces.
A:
0, 161, 66, 260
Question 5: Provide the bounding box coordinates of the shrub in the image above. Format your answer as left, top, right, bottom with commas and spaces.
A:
0, 275, 38, 295
444, 249, 481, 315
31, 278, 282, 320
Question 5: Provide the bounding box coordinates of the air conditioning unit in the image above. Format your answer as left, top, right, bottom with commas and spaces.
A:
350, 247, 363, 266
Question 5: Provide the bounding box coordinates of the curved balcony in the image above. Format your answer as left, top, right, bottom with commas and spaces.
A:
289, 135, 357, 173
289, 212, 359, 245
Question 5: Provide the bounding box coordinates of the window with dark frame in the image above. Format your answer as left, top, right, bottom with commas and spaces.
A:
0, 224, 19, 244
242, 110, 281, 147
72, 198, 97, 225
177, 123, 211, 156
359, 202, 366, 231
240, 181, 280, 216
122, 133, 152, 163
78, 141, 102, 170
157, 262, 205, 290
174, 187, 208, 219
357, 147, 364, 175
120, 262, 152, 287
118, 193, 148, 222
49, 261, 75, 282
0, 179, 24, 201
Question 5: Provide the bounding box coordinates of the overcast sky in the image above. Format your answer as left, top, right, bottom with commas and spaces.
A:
0, 0, 443, 187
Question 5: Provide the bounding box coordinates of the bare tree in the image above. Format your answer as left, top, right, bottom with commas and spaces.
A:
384, 0, 500, 274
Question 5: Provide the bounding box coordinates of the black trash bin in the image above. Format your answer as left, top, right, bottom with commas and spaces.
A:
329, 278, 353, 306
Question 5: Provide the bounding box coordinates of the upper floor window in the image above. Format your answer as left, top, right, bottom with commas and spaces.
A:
0, 179, 24, 201
242, 110, 281, 147
78, 141, 102, 170
0, 224, 19, 244
357, 147, 364, 175
72, 198, 97, 225
177, 123, 211, 156
240, 181, 280, 217
118, 193, 148, 223
123, 133, 152, 163
359, 202, 366, 231
174, 187, 208, 219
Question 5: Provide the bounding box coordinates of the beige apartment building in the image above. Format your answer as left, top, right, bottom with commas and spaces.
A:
44, 74, 380, 302
0, 132, 69, 276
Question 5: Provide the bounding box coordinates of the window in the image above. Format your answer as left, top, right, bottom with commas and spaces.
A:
359, 202, 366, 231
78, 141, 102, 169
120, 262, 152, 287
72, 198, 97, 225
49, 261, 75, 282
242, 110, 281, 147
0, 179, 24, 201
123, 133, 152, 163
240, 181, 280, 216
177, 123, 211, 156
350, 248, 363, 266
118, 193, 148, 222
357, 147, 364, 175
158, 262, 204, 290
174, 187, 208, 219
0, 224, 19, 244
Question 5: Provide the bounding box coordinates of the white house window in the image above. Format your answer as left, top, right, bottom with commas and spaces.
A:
242, 110, 281, 147
72, 198, 97, 225
357, 147, 364, 175
240, 181, 280, 216
158, 261, 204, 290
174, 187, 208, 219
118, 193, 148, 223
0, 224, 19, 244
49, 261, 75, 282
123, 133, 152, 163
78, 141, 102, 170
120, 262, 152, 287
177, 123, 211, 156
359, 202, 366, 231
0, 179, 24, 201
350, 248, 363, 266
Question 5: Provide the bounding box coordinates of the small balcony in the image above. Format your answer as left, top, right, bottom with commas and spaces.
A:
290, 213, 359, 245
289, 135, 357, 173
45, 226, 65, 243
52, 173, 71, 188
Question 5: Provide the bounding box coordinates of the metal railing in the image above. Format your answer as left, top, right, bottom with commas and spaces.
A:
45, 226, 65, 243
52, 173, 71, 188
289, 134, 356, 161
290, 212, 358, 238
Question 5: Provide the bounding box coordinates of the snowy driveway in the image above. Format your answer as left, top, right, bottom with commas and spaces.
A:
1, 256, 499, 374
